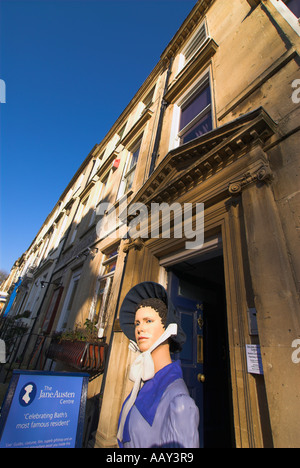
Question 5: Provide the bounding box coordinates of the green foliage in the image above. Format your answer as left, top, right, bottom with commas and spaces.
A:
56, 318, 100, 343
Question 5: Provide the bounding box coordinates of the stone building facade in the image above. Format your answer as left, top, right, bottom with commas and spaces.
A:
1, 0, 300, 448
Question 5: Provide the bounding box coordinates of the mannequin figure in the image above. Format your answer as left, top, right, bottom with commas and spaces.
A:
117, 282, 199, 448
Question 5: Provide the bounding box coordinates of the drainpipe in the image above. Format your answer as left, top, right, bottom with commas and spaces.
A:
148, 57, 174, 176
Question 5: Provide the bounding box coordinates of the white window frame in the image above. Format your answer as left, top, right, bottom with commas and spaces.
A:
89, 250, 118, 337
53, 213, 68, 250
69, 193, 91, 244
140, 85, 156, 116
89, 173, 109, 227
73, 174, 84, 195
169, 70, 213, 151
269, 0, 300, 35
117, 138, 142, 199
56, 269, 81, 332
177, 21, 208, 76
87, 158, 101, 184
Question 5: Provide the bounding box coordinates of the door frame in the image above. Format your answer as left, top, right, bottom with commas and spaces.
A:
151, 207, 268, 448
162, 235, 233, 447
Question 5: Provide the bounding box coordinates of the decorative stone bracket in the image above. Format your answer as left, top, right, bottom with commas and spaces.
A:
228, 164, 274, 196
122, 237, 144, 253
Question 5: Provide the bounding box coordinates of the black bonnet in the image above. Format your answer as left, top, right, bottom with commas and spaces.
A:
119, 281, 186, 353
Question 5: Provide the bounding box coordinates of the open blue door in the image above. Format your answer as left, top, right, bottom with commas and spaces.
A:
169, 271, 205, 447
168, 255, 235, 448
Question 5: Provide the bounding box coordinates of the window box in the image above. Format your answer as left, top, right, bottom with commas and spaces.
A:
47, 339, 107, 373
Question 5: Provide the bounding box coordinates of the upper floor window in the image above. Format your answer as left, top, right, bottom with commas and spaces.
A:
87, 157, 101, 184
185, 23, 207, 61
116, 122, 127, 146
178, 23, 207, 75
284, 0, 300, 17
69, 193, 91, 244
269, 0, 300, 34
117, 138, 142, 198
74, 173, 84, 194
90, 173, 109, 227
56, 269, 81, 332
178, 78, 212, 145
142, 86, 156, 111
91, 249, 118, 337
53, 213, 68, 250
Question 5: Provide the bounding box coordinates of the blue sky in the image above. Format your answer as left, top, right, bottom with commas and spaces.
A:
0, 0, 196, 273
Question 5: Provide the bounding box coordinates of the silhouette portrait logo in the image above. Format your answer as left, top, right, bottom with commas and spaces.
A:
19, 382, 37, 407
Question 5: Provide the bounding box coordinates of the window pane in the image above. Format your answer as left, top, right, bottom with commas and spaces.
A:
181, 112, 212, 145
184, 24, 206, 61
95, 279, 107, 321
285, 0, 300, 17
143, 87, 155, 108
124, 169, 135, 193
108, 250, 118, 258
104, 260, 117, 275
180, 84, 211, 131
67, 279, 79, 311
129, 145, 141, 171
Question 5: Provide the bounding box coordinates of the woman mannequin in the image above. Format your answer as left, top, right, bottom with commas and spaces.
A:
117, 282, 199, 448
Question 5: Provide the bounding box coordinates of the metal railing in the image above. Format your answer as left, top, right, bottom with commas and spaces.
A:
0, 316, 54, 382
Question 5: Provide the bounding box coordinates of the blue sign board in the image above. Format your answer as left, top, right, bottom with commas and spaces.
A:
0, 370, 89, 448
3, 277, 22, 317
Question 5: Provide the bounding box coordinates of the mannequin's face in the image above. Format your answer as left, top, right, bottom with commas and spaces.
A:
134, 306, 165, 352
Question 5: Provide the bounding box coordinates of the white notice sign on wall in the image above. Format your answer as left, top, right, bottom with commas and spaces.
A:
246, 344, 263, 375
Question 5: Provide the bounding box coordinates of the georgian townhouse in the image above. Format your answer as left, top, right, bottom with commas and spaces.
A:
1, 0, 299, 448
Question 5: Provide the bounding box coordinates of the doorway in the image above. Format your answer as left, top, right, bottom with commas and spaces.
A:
167, 253, 235, 448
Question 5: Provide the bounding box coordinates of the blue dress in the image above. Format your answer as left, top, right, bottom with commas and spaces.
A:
118, 360, 200, 448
